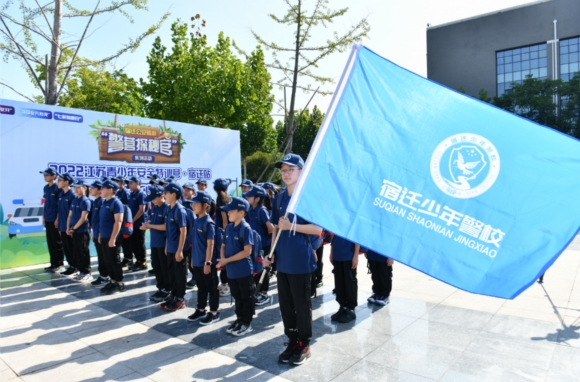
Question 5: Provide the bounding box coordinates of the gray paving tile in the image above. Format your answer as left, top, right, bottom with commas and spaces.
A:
386, 297, 437, 318
483, 314, 562, 342
19, 351, 134, 382
443, 350, 548, 382
421, 304, 494, 330
331, 360, 435, 382
364, 337, 461, 380
465, 330, 556, 371
349, 306, 419, 336
546, 344, 580, 381
396, 318, 480, 351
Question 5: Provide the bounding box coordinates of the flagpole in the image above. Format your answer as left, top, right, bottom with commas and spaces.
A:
286, 43, 362, 214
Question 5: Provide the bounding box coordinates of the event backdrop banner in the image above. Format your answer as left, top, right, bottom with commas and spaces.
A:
0, 99, 241, 269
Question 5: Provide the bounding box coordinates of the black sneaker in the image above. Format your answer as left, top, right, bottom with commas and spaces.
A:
278, 341, 298, 364
150, 291, 169, 302
185, 279, 196, 290
148, 268, 155, 275
44, 265, 54, 272
160, 296, 175, 309
289, 342, 311, 366
106, 282, 126, 295
316, 281, 323, 288
337, 308, 356, 323
231, 322, 253, 337
60, 267, 76, 276
121, 259, 133, 269
187, 309, 207, 322
91, 276, 109, 287
101, 282, 115, 293
331, 307, 347, 321
226, 320, 240, 334
130, 262, 148, 272
199, 312, 221, 326
51, 265, 65, 273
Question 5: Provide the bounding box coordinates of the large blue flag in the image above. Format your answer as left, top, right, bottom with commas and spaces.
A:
288, 45, 580, 299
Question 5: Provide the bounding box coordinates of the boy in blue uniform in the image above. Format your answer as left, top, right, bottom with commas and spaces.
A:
214, 178, 232, 297
330, 235, 360, 323
243, 186, 274, 305
67, 180, 92, 283
217, 197, 255, 336
188, 191, 221, 325
240, 179, 253, 194
127, 176, 148, 272
182, 182, 197, 290
99, 180, 126, 295
264, 154, 322, 366
366, 250, 394, 306
161, 182, 188, 312
89, 180, 108, 287
112, 175, 133, 268
57, 173, 77, 277
141, 186, 171, 302
40, 167, 64, 273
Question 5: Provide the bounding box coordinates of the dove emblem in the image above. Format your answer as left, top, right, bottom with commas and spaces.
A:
430, 133, 501, 199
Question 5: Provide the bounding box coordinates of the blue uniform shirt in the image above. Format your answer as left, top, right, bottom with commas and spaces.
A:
184, 208, 196, 251
248, 206, 271, 248
181, 198, 194, 211
149, 203, 169, 248
331, 235, 356, 262
270, 190, 317, 274
166, 204, 187, 253
192, 215, 216, 267
224, 221, 254, 279
91, 197, 103, 240
99, 197, 124, 238
215, 198, 229, 230
128, 189, 148, 227
70, 195, 91, 233
366, 249, 389, 263
43, 183, 59, 222
57, 189, 75, 232
117, 188, 130, 205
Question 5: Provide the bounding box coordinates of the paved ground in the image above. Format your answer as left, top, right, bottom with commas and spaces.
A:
2, 236, 580, 382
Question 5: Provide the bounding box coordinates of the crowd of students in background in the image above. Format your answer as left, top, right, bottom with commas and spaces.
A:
39, 153, 394, 366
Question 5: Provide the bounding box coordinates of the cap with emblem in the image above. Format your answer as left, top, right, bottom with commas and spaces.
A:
145, 185, 164, 202
182, 182, 195, 190
40, 167, 58, 176
90, 180, 103, 189
164, 182, 184, 198
191, 191, 212, 204
220, 196, 250, 212
102, 179, 119, 191
243, 186, 267, 199
275, 153, 304, 169
213, 178, 231, 191
59, 172, 75, 184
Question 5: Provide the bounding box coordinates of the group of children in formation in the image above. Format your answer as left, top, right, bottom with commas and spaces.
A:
39, 153, 394, 366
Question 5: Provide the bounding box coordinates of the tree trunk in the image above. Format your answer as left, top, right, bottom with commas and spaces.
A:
285, 0, 301, 155
46, 0, 62, 105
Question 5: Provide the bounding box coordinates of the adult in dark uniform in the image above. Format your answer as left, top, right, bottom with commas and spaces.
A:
112, 175, 133, 268
41, 167, 65, 272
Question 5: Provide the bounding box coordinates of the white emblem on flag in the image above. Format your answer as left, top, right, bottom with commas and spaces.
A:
430, 133, 500, 199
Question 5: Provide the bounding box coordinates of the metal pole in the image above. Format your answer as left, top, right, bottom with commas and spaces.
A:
45, 54, 48, 104
553, 20, 559, 115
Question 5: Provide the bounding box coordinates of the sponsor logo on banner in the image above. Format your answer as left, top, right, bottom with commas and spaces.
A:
92, 122, 186, 164
430, 133, 500, 199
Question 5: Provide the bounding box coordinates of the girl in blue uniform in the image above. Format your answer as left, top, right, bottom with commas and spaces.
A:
112, 175, 133, 268
161, 182, 188, 312
89, 180, 108, 287
57, 173, 77, 277
182, 182, 197, 290
142, 185, 171, 302
329, 235, 360, 323
214, 178, 231, 297
243, 185, 274, 306
217, 197, 255, 336
41, 167, 64, 273
264, 154, 322, 366
68, 180, 92, 283
188, 191, 221, 325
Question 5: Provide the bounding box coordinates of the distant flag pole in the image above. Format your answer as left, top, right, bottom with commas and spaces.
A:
287, 44, 362, 214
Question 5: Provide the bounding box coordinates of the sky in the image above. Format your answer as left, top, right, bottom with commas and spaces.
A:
0, 0, 541, 116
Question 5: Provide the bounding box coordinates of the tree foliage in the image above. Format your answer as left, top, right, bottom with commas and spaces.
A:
248, 0, 369, 154
492, 73, 580, 138
58, 65, 145, 116
276, 105, 325, 160
245, 151, 282, 183
141, 21, 276, 157
0, 0, 168, 104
